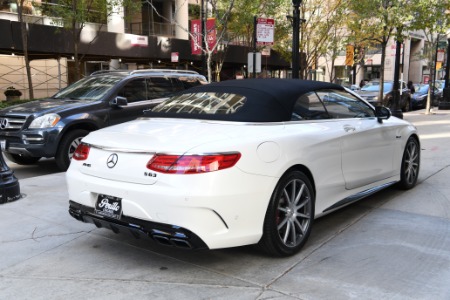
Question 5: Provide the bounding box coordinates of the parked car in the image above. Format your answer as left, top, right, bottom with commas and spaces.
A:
435, 80, 446, 92
411, 84, 442, 109
357, 80, 411, 111
0, 69, 207, 170
67, 78, 420, 257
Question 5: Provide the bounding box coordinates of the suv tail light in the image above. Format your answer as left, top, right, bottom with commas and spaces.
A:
73, 143, 90, 161
147, 153, 241, 174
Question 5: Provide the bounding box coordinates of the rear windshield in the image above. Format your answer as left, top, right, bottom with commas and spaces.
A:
53, 75, 123, 100
152, 92, 246, 115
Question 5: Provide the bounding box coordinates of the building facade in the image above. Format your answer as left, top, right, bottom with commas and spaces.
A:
318, 30, 442, 89
0, 0, 290, 100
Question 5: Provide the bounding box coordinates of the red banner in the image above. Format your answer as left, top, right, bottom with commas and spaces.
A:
191, 19, 201, 55
191, 18, 216, 55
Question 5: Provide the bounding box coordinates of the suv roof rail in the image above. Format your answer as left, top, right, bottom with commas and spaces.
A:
130, 69, 201, 75
90, 70, 129, 76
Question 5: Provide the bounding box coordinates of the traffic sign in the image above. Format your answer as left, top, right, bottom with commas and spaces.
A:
256, 18, 274, 46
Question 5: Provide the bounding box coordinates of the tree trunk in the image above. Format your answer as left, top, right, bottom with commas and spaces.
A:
18, 0, 34, 100
379, 40, 387, 105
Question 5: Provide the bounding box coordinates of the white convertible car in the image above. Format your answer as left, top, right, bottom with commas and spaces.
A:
67, 79, 420, 256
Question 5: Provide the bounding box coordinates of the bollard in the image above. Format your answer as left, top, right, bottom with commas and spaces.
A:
0, 151, 21, 204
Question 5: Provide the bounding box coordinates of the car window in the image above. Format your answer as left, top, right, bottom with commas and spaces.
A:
170, 78, 185, 92
148, 77, 175, 98
360, 82, 380, 92
152, 92, 246, 114
178, 76, 206, 89
117, 78, 147, 103
291, 92, 329, 120
53, 75, 123, 100
317, 90, 375, 119
360, 82, 393, 92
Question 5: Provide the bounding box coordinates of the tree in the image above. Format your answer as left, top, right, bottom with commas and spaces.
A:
409, 0, 449, 114
200, 0, 235, 82
319, 1, 348, 83
16, 0, 34, 99
347, 0, 411, 104
222, 0, 289, 78
301, 0, 347, 80
44, 0, 138, 81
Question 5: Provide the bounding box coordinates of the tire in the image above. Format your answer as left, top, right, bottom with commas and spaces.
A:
3, 152, 41, 165
397, 137, 420, 190
55, 129, 88, 171
258, 170, 315, 257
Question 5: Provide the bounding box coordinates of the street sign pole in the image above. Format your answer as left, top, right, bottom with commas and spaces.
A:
253, 16, 257, 78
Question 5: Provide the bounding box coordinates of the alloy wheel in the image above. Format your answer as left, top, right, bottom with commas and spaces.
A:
403, 139, 420, 186
276, 178, 312, 248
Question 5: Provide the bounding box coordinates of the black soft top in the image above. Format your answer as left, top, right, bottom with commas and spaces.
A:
146, 78, 345, 122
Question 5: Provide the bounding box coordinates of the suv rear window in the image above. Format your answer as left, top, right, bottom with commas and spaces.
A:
152, 92, 246, 115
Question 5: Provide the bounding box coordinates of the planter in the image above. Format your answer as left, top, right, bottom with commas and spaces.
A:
6, 95, 20, 101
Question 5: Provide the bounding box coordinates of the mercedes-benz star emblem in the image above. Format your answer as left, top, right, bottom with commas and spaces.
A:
0, 118, 8, 130
106, 153, 119, 168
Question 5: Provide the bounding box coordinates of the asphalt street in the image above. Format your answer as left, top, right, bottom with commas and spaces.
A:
1, 108, 450, 300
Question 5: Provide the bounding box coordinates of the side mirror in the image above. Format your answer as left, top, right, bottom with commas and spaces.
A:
375, 106, 391, 123
111, 96, 128, 107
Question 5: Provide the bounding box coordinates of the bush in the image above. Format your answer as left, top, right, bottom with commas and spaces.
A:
4, 86, 22, 97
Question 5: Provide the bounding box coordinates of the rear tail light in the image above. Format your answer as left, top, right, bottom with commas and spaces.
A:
147, 153, 241, 174
73, 143, 90, 161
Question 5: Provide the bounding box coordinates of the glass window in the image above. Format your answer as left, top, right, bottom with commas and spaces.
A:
360, 81, 393, 92
317, 90, 375, 119
178, 76, 205, 89
291, 92, 329, 120
148, 77, 175, 98
117, 79, 147, 103
152, 92, 246, 115
53, 75, 123, 100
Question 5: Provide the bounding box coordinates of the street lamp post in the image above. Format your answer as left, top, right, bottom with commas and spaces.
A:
438, 33, 450, 110
392, 28, 404, 119
292, 0, 302, 79
0, 152, 21, 204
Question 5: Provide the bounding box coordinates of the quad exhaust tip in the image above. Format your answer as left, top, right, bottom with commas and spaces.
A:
152, 235, 193, 249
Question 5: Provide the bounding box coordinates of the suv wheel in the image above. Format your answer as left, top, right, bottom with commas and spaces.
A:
3, 152, 41, 165
55, 129, 88, 171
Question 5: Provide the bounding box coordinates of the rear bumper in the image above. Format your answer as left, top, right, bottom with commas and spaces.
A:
69, 200, 208, 250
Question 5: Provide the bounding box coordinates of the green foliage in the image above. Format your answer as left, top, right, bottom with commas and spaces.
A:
41, 0, 140, 28
41, 0, 108, 25
223, 0, 289, 47
188, 3, 200, 19
409, 0, 449, 37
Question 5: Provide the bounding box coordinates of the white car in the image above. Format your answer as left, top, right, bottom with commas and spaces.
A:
67, 79, 420, 256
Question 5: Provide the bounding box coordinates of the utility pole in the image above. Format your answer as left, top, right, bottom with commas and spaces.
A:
291, 0, 302, 79
438, 34, 450, 109
392, 28, 404, 119
253, 16, 257, 78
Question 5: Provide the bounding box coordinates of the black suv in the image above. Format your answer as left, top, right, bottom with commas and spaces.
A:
0, 69, 207, 170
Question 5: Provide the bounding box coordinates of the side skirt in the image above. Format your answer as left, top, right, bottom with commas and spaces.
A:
323, 181, 397, 213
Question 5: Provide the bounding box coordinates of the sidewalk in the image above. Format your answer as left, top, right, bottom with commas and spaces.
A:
1, 109, 450, 300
